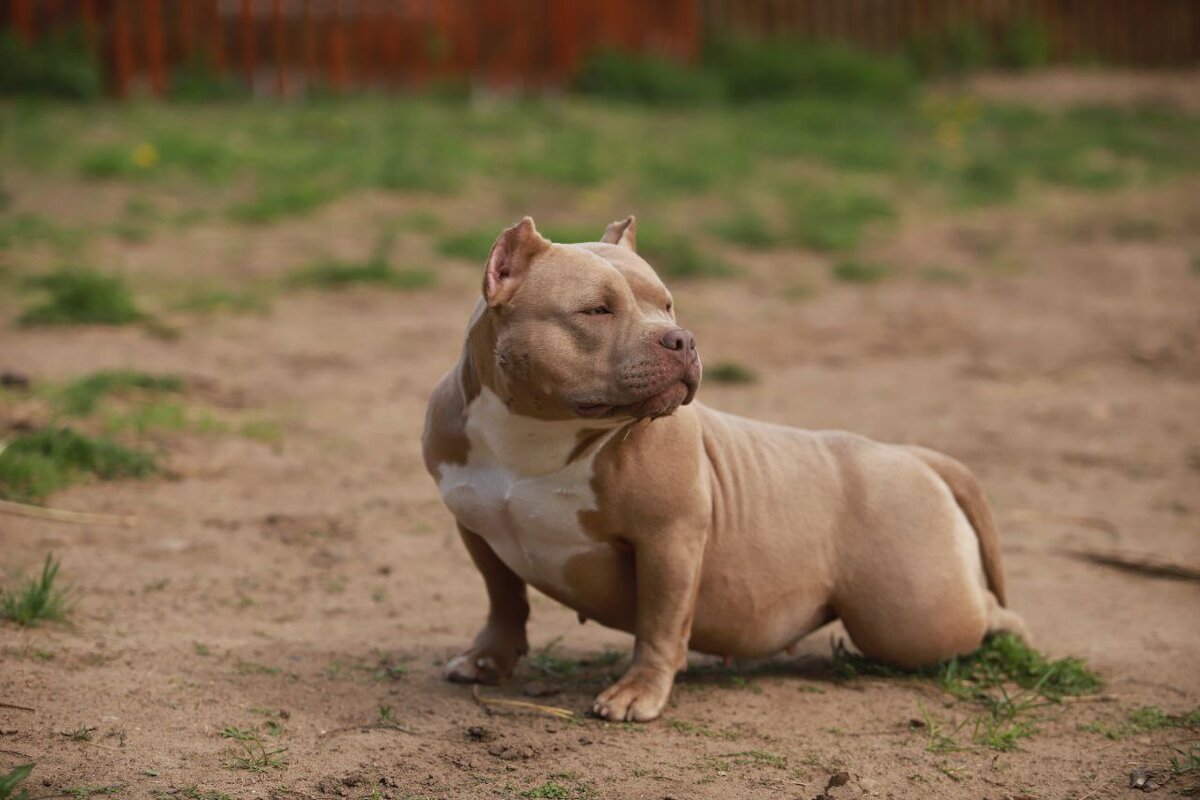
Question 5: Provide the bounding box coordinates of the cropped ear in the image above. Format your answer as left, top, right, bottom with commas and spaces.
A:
601, 215, 637, 252
483, 216, 551, 308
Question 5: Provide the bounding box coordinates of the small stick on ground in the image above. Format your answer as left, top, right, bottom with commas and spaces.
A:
0, 702, 36, 712
0, 499, 137, 528
1064, 548, 1200, 583
471, 684, 573, 720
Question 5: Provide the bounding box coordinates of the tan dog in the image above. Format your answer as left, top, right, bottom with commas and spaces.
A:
423, 216, 1027, 722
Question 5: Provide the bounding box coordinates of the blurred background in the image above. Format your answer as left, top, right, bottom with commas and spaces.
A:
2, 2, 1199, 799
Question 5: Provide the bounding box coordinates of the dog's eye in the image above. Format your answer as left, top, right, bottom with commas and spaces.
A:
582, 305, 612, 316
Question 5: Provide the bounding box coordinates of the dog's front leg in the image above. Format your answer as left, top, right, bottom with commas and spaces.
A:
444, 523, 530, 684
592, 530, 703, 722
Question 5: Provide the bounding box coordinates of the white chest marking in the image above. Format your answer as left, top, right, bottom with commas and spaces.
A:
437, 388, 620, 593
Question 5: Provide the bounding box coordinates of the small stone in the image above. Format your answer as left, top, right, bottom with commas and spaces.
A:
466, 725, 493, 742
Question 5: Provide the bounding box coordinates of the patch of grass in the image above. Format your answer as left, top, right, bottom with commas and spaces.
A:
832, 260, 889, 283
529, 637, 581, 679
706, 361, 757, 384
1110, 218, 1164, 241
668, 719, 739, 740
0, 764, 33, 800
290, 255, 435, 291
437, 228, 500, 263
57, 370, 185, 416
711, 208, 779, 249
921, 266, 968, 284
230, 180, 338, 224
1, 555, 70, 627
0, 428, 157, 503
785, 187, 894, 252
19, 269, 145, 327
174, 287, 271, 315
522, 781, 591, 800
835, 634, 1102, 752
1083, 705, 1200, 740
0, 213, 89, 252
104, 400, 189, 435
62, 725, 96, 742
640, 231, 733, 279
226, 733, 287, 772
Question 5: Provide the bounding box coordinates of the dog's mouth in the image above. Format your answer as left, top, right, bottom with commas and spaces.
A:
572, 365, 700, 421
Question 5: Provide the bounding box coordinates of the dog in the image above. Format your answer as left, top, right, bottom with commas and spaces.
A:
422, 215, 1028, 722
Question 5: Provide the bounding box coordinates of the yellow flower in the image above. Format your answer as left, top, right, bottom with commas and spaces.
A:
132, 143, 159, 169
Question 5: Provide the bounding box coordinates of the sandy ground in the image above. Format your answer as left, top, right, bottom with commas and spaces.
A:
2, 119, 1200, 800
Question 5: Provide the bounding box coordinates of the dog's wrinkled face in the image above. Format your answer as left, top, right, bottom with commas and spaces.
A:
476, 216, 701, 422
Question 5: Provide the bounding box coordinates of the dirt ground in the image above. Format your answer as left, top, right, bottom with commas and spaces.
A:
3, 91, 1200, 800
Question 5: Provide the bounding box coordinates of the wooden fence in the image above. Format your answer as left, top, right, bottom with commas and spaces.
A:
705, 0, 1200, 68
1, 0, 1197, 98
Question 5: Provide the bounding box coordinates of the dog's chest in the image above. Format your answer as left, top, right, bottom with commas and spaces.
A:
436, 389, 615, 591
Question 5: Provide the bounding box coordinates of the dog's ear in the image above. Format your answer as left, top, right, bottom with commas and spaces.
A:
601, 215, 637, 252
483, 217, 550, 308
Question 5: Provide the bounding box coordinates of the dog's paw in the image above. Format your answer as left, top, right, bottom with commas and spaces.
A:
444, 627, 527, 684
591, 666, 672, 722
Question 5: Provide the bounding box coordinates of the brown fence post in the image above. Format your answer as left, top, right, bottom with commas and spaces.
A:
240, 0, 256, 89
272, 0, 286, 96
144, 0, 167, 96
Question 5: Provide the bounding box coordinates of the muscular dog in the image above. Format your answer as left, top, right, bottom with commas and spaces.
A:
422, 215, 1027, 722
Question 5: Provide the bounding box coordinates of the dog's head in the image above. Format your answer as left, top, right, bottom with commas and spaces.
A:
469, 215, 701, 421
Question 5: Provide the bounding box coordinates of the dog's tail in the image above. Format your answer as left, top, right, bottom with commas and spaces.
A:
904, 446, 1007, 607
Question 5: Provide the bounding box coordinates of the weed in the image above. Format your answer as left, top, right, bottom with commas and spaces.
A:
832, 260, 889, 283
707, 361, 757, 385
19, 269, 144, 326
220, 726, 258, 741
522, 781, 591, 799
57, 370, 184, 416
104, 400, 189, 435
234, 659, 281, 676
0, 764, 33, 800
0, 427, 157, 503
0, 213, 89, 252
230, 180, 338, 224
529, 637, 581, 678
62, 725, 96, 742
193, 642, 211, 656
226, 733, 287, 772
1, 555, 70, 626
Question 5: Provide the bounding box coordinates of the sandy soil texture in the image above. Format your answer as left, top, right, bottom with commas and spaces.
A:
2, 111, 1199, 800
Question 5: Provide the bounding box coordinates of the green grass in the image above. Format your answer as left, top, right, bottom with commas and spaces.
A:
0, 427, 157, 503
639, 230, 734, 279
225, 733, 287, 772
57, 370, 185, 416
437, 228, 500, 262
529, 637, 582, 679
289, 256, 435, 290
785, 187, 894, 252
832, 259, 889, 283
173, 287, 271, 315
706, 361, 757, 384
1082, 705, 1200, 740
0, 555, 69, 627
18, 269, 144, 327
711, 208, 779, 249
0, 764, 33, 800
834, 634, 1102, 752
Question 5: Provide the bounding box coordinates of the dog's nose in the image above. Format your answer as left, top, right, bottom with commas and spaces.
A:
660, 328, 696, 354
